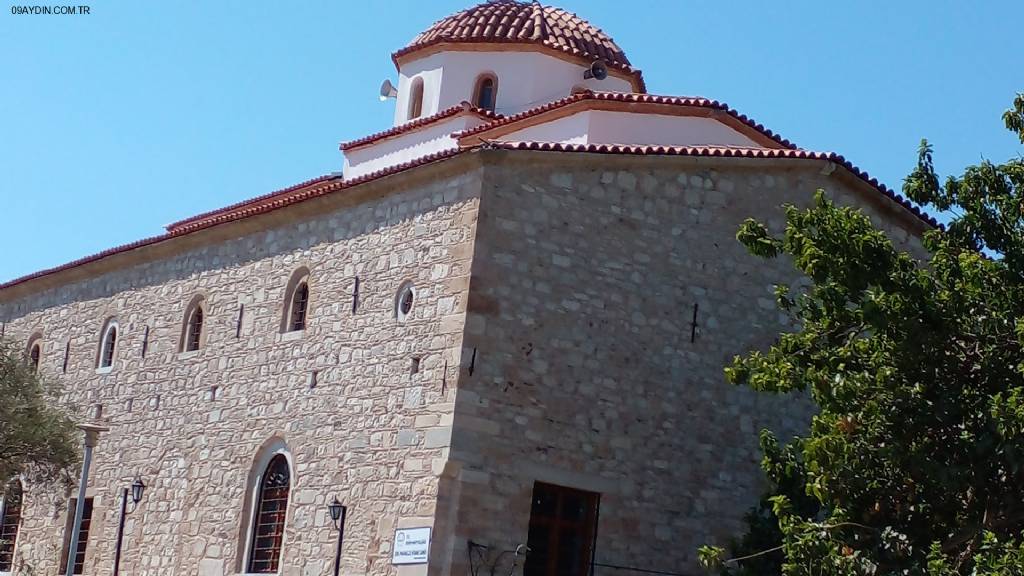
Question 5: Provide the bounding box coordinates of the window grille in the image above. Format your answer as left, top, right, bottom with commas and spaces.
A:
397, 283, 415, 321
59, 497, 93, 575
290, 283, 309, 332
0, 481, 23, 571
186, 307, 204, 351
99, 325, 117, 368
247, 454, 290, 573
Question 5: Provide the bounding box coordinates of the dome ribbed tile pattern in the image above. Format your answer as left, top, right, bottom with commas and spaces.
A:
394, 0, 641, 87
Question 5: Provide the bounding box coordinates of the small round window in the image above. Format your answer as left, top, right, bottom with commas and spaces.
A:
396, 283, 415, 321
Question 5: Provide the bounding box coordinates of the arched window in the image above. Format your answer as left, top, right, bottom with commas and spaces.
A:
473, 74, 498, 111
282, 268, 311, 333
180, 296, 207, 352
407, 77, 424, 120
246, 454, 290, 574
396, 281, 415, 322
0, 480, 24, 572
289, 283, 308, 332
26, 334, 42, 372
97, 319, 118, 370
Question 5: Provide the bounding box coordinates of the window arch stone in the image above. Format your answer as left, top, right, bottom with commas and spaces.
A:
237, 438, 292, 575
473, 73, 498, 111
281, 268, 311, 334
96, 318, 118, 372
180, 295, 208, 353
25, 332, 42, 372
395, 281, 416, 322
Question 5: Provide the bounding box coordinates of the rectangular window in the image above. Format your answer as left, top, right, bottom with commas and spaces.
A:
524, 482, 599, 576
59, 497, 93, 575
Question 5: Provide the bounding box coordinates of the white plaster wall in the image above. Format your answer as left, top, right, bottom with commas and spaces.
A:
343, 115, 484, 179
497, 110, 764, 148
392, 50, 633, 125
393, 66, 444, 126
587, 111, 762, 147
495, 110, 593, 145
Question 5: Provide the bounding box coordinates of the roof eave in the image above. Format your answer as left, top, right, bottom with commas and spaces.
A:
390, 41, 646, 94
339, 103, 500, 152
0, 149, 480, 298
0, 144, 937, 301
456, 91, 796, 150
480, 141, 938, 231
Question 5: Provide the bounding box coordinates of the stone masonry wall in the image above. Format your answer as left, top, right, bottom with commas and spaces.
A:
441, 151, 925, 575
0, 164, 482, 576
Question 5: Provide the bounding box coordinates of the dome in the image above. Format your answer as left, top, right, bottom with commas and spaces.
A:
393, 0, 643, 90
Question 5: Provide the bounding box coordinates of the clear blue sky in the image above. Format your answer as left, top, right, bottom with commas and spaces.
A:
2, 1, 1021, 283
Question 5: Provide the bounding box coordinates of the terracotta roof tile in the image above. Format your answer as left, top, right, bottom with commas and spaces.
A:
456, 90, 799, 150
164, 173, 343, 233
482, 141, 939, 227
166, 148, 466, 233
393, 1, 644, 92
339, 102, 501, 151
1, 142, 937, 291
0, 149, 471, 291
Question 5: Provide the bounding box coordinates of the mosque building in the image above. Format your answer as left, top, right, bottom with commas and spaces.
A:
0, 1, 932, 575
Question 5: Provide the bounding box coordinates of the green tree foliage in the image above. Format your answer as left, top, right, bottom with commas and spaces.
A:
699, 94, 1024, 575
0, 338, 79, 497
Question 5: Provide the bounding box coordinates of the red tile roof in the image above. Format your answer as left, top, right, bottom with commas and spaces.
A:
0, 149, 468, 291
0, 232, 173, 293
0, 143, 936, 292
393, 0, 645, 92
339, 102, 501, 151
165, 173, 343, 232
483, 141, 939, 227
166, 149, 466, 233
455, 91, 799, 150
